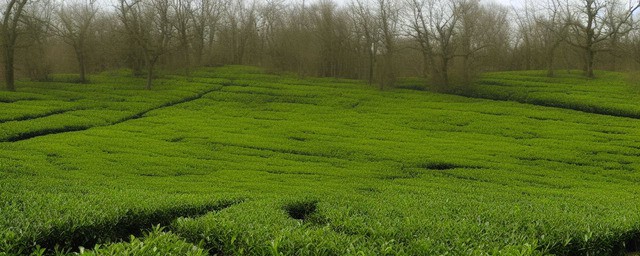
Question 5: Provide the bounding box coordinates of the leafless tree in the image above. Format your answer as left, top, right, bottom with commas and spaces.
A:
191, 0, 226, 66
172, 0, 192, 75
513, 1, 538, 71
534, 0, 570, 77
219, 0, 259, 64
406, 0, 458, 88
564, 0, 639, 78
470, 2, 511, 72
55, 0, 98, 83
21, 0, 54, 81
601, 1, 635, 70
310, 0, 348, 77
257, 0, 286, 67
118, 0, 173, 89
350, 0, 378, 85
406, 0, 434, 80
1, 0, 29, 90
376, 0, 399, 89
4, 0, 640, 89
455, 0, 484, 86
90, 12, 124, 72
286, 0, 313, 76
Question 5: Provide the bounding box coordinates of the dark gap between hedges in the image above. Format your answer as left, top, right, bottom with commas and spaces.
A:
0, 108, 79, 124
545, 230, 640, 256
624, 231, 640, 255
26, 199, 241, 255
396, 78, 640, 120
457, 84, 640, 120
0, 87, 220, 143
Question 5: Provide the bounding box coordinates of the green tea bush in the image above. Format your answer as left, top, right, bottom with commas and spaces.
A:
470, 70, 640, 119
1, 66, 640, 255
82, 226, 208, 256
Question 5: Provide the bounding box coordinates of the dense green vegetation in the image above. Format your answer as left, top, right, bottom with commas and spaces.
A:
1, 66, 640, 255
471, 71, 640, 119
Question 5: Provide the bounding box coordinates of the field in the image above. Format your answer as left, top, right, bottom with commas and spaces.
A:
473, 70, 640, 118
1, 66, 640, 255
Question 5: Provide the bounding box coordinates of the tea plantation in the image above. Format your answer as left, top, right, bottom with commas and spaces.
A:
1, 66, 639, 255
473, 70, 640, 119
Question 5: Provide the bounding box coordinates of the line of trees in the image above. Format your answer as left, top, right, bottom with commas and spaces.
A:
1, 0, 640, 91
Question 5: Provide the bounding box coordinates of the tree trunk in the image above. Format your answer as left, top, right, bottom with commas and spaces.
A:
146, 65, 153, 90
183, 48, 190, 76
546, 49, 555, 77
76, 48, 86, 83
131, 50, 144, 77
462, 55, 470, 86
181, 38, 190, 76
422, 52, 429, 79
2, 0, 28, 91
79, 59, 86, 83
195, 36, 204, 66
586, 49, 595, 78
610, 37, 618, 71
368, 42, 374, 86
442, 57, 449, 88
145, 57, 155, 90
524, 37, 531, 70
4, 45, 15, 91
384, 43, 395, 89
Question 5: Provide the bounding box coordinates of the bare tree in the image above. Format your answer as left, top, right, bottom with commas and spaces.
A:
406, 0, 435, 80
1, 0, 29, 90
21, 0, 54, 81
90, 12, 125, 72
219, 0, 259, 64
534, 0, 570, 77
513, 1, 538, 71
55, 0, 98, 83
6, 0, 640, 90
191, 0, 225, 66
118, 0, 173, 90
455, 0, 483, 85
629, 18, 640, 68
258, 0, 286, 68
350, 0, 378, 85
565, 0, 639, 78
172, 0, 192, 75
602, 0, 634, 70
406, 0, 459, 88
470, 2, 511, 72
376, 0, 399, 89
310, 0, 346, 77
287, 0, 313, 76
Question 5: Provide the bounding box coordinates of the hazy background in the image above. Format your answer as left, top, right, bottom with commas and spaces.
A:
4, 0, 640, 91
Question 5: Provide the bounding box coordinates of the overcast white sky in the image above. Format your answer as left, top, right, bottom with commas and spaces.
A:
99, 0, 525, 9
331, 0, 522, 7
488, 0, 523, 7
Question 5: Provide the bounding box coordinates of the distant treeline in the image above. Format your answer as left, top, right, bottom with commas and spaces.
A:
2, 0, 640, 90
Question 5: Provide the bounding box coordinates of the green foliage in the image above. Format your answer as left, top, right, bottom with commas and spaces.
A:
471, 70, 640, 118
0, 66, 639, 255
0, 74, 222, 142
82, 226, 207, 256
